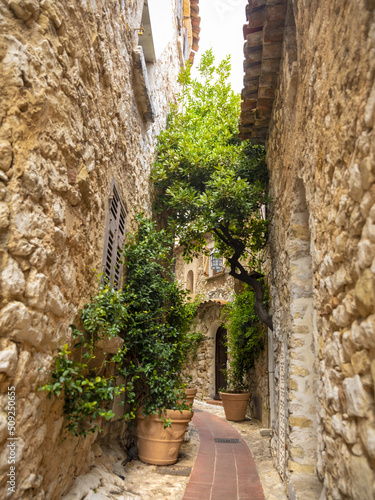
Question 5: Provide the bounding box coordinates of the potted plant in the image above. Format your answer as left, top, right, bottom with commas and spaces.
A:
219, 286, 266, 421
117, 216, 200, 464
41, 216, 199, 465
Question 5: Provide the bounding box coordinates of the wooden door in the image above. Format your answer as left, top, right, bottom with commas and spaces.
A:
215, 326, 227, 399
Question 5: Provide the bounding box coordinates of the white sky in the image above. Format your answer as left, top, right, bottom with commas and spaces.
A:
192, 0, 248, 94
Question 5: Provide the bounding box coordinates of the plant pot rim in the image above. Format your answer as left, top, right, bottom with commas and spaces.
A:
137, 408, 193, 419
219, 391, 250, 395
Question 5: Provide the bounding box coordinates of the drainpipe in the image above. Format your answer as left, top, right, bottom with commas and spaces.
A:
268, 328, 275, 429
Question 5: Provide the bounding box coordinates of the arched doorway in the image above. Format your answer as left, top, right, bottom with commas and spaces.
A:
215, 326, 227, 399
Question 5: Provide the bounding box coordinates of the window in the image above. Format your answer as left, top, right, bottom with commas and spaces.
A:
186, 270, 194, 292
102, 180, 127, 289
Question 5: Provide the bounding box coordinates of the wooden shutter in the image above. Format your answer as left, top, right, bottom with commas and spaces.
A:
102, 180, 127, 289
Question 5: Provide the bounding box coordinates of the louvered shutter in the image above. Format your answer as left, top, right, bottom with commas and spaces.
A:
102, 181, 127, 289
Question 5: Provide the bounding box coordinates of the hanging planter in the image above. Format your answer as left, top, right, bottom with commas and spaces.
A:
136, 409, 193, 465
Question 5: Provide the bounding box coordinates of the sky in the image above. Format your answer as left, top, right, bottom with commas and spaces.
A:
192, 0, 248, 94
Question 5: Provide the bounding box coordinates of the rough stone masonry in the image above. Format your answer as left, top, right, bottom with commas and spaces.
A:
241, 0, 375, 498
0, 0, 196, 497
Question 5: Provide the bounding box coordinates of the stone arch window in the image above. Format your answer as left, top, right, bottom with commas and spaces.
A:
186, 270, 194, 292
102, 180, 127, 289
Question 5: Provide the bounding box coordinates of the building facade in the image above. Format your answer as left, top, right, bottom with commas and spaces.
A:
175, 236, 270, 426
241, 0, 375, 498
0, 1, 199, 497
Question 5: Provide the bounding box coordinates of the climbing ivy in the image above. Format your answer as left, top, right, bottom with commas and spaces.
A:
41, 216, 200, 436
221, 286, 266, 393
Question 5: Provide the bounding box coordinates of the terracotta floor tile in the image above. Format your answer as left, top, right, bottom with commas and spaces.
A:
183, 409, 265, 500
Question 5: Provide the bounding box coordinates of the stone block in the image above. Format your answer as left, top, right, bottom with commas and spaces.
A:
351, 350, 371, 375
349, 163, 363, 201
359, 419, 375, 459
6, 0, 33, 21
40, 0, 62, 28
355, 269, 375, 317
357, 239, 375, 269
26, 269, 48, 310
342, 375, 372, 417
349, 455, 373, 500
46, 285, 65, 317
364, 81, 375, 128
342, 419, 357, 444
0, 202, 10, 230
359, 157, 375, 190
22, 161, 45, 201
0, 140, 13, 172
0, 338, 17, 377
1, 256, 25, 299
289, 416, 312, 428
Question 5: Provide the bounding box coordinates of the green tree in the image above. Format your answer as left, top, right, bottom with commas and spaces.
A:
152, 50, 272, 330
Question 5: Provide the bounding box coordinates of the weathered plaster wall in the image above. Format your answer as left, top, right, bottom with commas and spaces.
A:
0, 1, 184, 497
267, 0, 375, 498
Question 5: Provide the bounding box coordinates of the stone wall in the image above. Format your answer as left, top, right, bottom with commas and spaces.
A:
0, 1, 186, 497
263, 0, 375, 498
248, 345, 269, 427
183, 302, 225, 401
174, 234, 236, 303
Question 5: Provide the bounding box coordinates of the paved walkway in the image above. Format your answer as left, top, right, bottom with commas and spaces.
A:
183, 409, 266, 500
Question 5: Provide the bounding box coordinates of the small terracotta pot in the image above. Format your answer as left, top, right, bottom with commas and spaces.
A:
136, 409, 193, 465
219, 392, 250, 421
185, 387, 197, 408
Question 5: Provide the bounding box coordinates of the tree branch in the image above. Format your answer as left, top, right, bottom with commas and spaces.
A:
212, 225, 273, 331
227, 257, 273, 330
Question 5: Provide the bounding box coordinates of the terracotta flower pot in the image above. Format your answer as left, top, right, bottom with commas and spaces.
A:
185, 387, 197, 408
219, 392, 250, 421
136, 409, 193, 465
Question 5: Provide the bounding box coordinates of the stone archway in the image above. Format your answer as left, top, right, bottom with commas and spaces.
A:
286, 178, 321, 496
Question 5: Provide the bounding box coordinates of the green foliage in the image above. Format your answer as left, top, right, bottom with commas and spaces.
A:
41, 216, 199, 436
221, 286, 266, 393
152, 49, 269, 265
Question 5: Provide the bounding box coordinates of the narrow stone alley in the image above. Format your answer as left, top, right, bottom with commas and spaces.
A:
62, 401, 287, 500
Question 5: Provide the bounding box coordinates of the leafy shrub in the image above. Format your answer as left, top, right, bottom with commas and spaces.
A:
41, 216, 199, 436
221, 286, 266, 393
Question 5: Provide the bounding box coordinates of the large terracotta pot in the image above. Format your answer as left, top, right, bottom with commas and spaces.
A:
219, 392, 250, 421
136, 409, 193, 465
185, 387, 197, 408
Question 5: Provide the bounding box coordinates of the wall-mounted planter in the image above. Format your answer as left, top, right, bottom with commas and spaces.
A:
136, 409, 193, 465
219, 392, 250, 421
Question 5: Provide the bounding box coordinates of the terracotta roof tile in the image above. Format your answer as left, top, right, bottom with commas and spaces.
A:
239, 0, 287, 144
